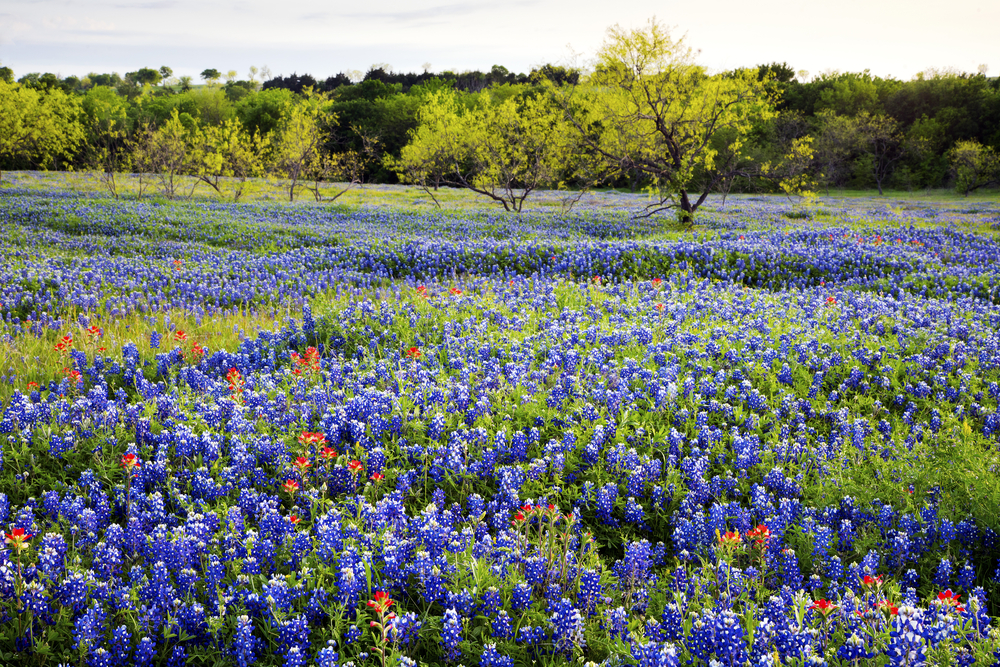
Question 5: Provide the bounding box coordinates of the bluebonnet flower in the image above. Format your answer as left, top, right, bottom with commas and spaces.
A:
440, 607, 463, 663
549, 598, 585, 658
233, 615, 259, 667
480, 643, 513, 667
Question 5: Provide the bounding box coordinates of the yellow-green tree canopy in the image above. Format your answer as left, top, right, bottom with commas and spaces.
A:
949, 139, 1000, 196
0, 80, 85, 181
551, 18, 796, 225
190, 118, 270, 201
270, 91, 335, 202
393, 88, 582, 212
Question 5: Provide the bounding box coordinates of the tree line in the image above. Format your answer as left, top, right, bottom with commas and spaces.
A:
2, 19, 999, 219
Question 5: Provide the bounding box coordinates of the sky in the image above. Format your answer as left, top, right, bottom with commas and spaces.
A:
1, 0, 998, 83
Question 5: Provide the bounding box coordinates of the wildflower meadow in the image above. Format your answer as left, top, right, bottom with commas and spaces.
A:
2, 187, 1000, 666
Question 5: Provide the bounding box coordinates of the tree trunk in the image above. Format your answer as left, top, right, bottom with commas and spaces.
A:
678, 190, 695, 228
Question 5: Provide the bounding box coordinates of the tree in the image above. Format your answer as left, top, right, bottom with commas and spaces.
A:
300, 142, 370, 202
855, 112, 908, 195
223, 80, 254, 102
158, 66, 173, 82
190, 118, 269, 201
390, 89, 469, 205
131, 108, 195, 198
0, 81, 84, 182
262, 72, 318, 94
235, 88, 295, 136
187, 86, 235, 125
551, 18, 780, 225
201, 69, 221, 85
813, 111, 861, 193
271, 93, 334, 201
328, 79, 419, 182
949, 140, 1000, 195
465, 92, 582, 212
129, 67, 162, 87
530, 64, 580, 86
88, 72, 122, 88
394, 89, 582, 213
81, 86, 132, 198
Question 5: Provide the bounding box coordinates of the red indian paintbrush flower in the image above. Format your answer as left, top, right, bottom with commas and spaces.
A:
226, 368, 245, 392
319, 446, 338, 462
298, 431, 327, 447
718, 530, 742, 547
878, 600, 899, 616
283, 479, 300, 495
809, 599, 839, 618
405, 347, 422, 359
745, 524, 771, 545
293, 456, 311, 473
936, 590, 965, 612
366, 591, 394, 613
348, 460, 364, 475
5, 527, 32, 553
121, 453, 141, 471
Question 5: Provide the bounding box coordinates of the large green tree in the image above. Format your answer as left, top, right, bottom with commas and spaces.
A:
551, 19, 787, 225
0, 81, 85, 182
270, 92, 335, 201
81, 86, 132, 197
190, 118, 270, 201
949, 139, 1000, 195
394, 88, 581, 212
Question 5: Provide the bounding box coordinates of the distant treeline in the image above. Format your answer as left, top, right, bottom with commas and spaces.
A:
1, 58, 998, 198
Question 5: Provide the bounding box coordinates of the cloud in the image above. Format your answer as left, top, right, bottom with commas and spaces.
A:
41, 16, 117, 31
111, 1, 179, 8
342, 1, 538, 26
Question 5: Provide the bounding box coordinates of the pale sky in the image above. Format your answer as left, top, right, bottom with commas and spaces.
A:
1, 0, 997, 82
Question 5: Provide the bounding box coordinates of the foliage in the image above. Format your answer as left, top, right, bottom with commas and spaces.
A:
552, 19, 784, 225
130, 108, 196, 199
394, 89, 584, 212
950, 139, 1000, 195
190, 118, 270, 201
270, 92, 336, 201
0, 81, 85, 181
3, 24, 1000, 204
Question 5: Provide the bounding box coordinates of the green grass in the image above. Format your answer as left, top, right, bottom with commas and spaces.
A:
6, 170, 998, 213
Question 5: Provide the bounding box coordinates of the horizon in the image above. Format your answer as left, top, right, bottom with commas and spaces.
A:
2, 0, 998, 84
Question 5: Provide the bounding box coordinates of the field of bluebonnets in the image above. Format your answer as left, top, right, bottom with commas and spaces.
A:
2, 185, 1000, 667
